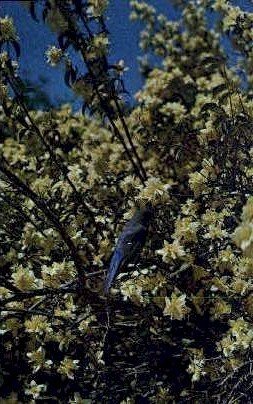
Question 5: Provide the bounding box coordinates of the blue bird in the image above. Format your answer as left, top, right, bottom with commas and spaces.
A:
104, 205, 153, 293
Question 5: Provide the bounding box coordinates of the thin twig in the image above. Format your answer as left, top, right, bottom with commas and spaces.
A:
56, 3, 146, 185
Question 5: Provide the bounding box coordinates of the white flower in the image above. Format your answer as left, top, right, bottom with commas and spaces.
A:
25, 380, 47, 399
45, 46, 64, 66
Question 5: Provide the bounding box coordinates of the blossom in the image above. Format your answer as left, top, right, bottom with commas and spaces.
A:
159, 101, 187, 123
0, 287, 12, 300
86, 34, 109, 60
136, 177, 170, 205
45, 46, 64, 66
233, 223, 253, 255
181, 199, 199, 217
25, 316, 53, 335
25, 380, 47, 399
2, 138, 26, 165
41, 260, 76, 288
212, 0, 230, 12
27, 347, 53, 373
217, 334, 235, 357
11, 266, 36, 291
231, 278, 250, 295
163, 291, 190, 320
188, 171, 208, 196
0, 82, 8, 102
130, 1, 156, 24
187, 349, 206, 382
210, 299, 231, 319
87, 0, 108, 17
120, 175, 140, 194
54, 295, 77, 319
214, 248, 236, 272
0, 16, 17, 41
54, 330, 75, 351
242, 196, 253, 223
78, 315, 96, 334
120, 279, 146, 304
57, 357, 80, 379
173, 217, 199, 243
201, 209, 218, 225
203, 224, 228, 240
235, 257, 253, 277
67, 164, 85, 191
69, 392, 91, 404
217, 317, 253, 357
22, 225, 59, 255
52, 179, 73, 199
223, 6, 241, 30
31, 175, 53, 197
197, 120, 218, 145
157, 240, 186, 263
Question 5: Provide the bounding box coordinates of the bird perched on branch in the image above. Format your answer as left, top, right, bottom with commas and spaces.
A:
104, 205, 153, 293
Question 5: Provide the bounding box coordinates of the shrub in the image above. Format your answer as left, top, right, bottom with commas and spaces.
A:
0, 1, 253, 402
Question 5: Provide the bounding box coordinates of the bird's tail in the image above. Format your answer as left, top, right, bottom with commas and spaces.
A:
104, 249, 123, 294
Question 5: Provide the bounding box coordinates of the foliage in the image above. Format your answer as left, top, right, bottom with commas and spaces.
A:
0, 0, 253, 402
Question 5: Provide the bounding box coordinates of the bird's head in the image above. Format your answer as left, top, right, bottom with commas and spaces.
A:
136, 204, 154, 225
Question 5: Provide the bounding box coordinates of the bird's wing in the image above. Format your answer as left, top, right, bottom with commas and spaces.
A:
104, 223, 147, 293
118, 224, 147, 257
104, 248, 124, 294
104, 224, 147, 293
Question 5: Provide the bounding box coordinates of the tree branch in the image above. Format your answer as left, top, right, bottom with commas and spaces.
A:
0, 159, 85, 280
55, 2, 147, 185
3, 68, 102, 237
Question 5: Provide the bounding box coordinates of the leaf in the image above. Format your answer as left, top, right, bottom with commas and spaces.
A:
200, 55, 225, 66
42, 8, 49, 23
16, 113, 30, 129
58, 32, 71, 51
218, 91, 231, 105
64, 65, 77, 87
29, 1, 39, 22
2, 100, 12, 117
201, 103, 225, 114
212, 84, 228, 97
82, 102, 88, 115
10, 40, 20, 58
64, 70, 71, 88
42, 1, 52, 23
18, 128, 29, 141
69, 67, 77, 86
73, 0, 83, 13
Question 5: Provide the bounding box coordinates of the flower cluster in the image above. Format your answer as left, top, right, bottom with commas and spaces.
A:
0, 16, 17, 41
233, 197, 253, 257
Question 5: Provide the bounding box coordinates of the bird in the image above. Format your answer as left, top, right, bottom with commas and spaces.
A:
104, 205, 153, 293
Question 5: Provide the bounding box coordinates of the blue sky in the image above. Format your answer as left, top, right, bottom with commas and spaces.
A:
0, 1, 252, 110
0, 1, 177, 109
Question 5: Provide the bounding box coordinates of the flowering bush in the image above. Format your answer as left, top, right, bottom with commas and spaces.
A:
0, 0, 253, 402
